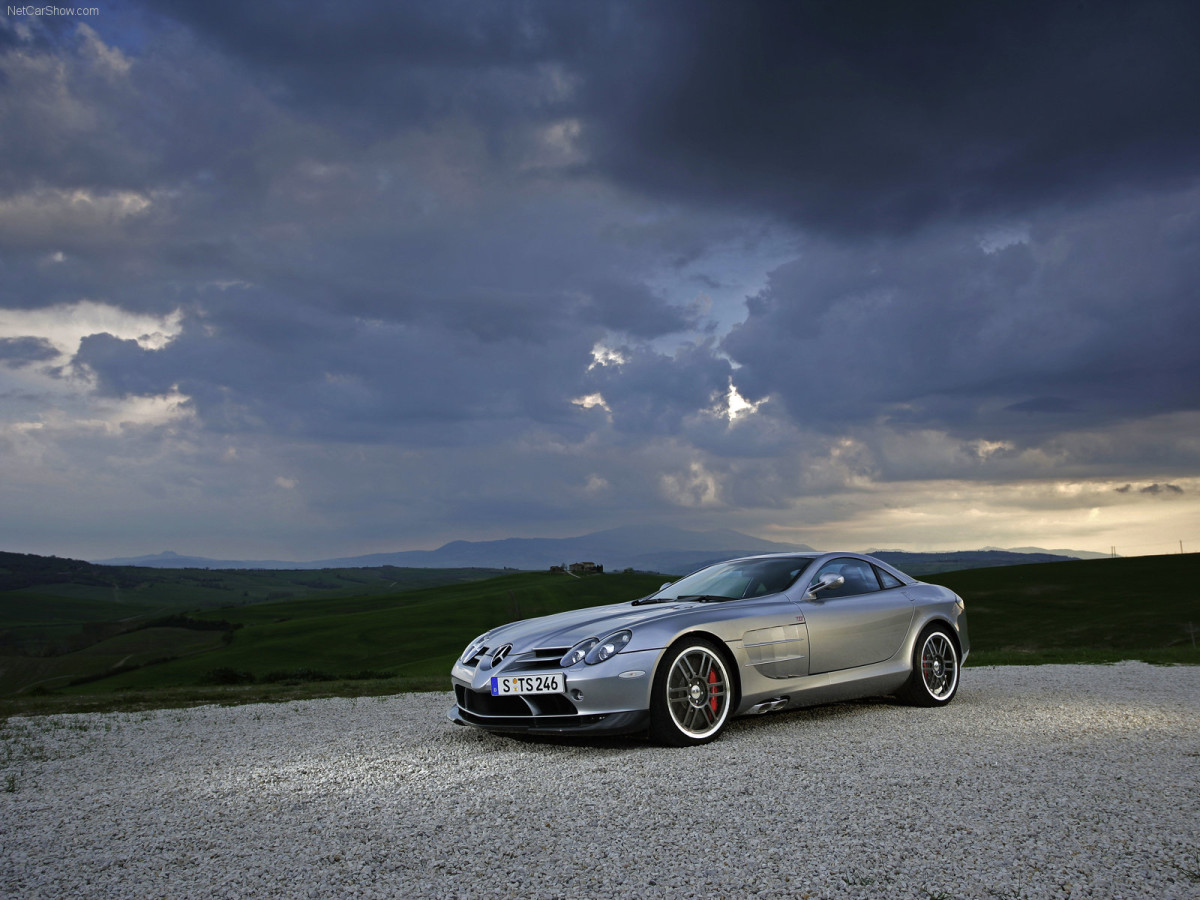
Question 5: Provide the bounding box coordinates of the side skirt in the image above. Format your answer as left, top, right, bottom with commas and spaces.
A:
734, 658, 911, 716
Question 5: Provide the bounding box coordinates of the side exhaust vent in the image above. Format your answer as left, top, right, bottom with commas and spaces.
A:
747, 697, 790, 715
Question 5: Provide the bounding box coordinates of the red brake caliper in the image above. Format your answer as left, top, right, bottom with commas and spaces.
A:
708, 668, 719, 713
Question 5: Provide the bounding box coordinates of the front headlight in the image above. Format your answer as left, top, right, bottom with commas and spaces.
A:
585, 630, 632, 665
459, 634, 490, 664
561, 637, 598, 668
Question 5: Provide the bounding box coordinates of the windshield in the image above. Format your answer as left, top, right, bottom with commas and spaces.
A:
654, 557, 814, 601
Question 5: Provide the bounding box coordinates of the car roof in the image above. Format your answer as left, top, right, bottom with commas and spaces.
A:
727, 552, 821, 561
715, 551, 916, 582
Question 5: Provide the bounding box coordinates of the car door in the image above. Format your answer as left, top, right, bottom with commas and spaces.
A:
725, 559, 811, 679
799, 557, 914, 674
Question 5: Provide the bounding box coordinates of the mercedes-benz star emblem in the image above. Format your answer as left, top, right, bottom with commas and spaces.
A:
491, 644, 512, 666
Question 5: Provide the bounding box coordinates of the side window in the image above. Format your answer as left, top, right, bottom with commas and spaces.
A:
875, 567, 904, 590
746, 560, 808, 596
808, 558, 881, 599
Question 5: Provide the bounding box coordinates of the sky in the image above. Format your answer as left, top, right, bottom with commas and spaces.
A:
1, 0, 1198, 561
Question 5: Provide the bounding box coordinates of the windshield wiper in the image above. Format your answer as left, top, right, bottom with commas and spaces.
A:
631, 593, 737, 605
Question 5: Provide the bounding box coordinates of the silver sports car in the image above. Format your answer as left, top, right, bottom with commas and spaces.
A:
449, 552, 968, 745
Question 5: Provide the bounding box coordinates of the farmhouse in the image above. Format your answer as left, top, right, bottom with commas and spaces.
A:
550, 561, 605, 575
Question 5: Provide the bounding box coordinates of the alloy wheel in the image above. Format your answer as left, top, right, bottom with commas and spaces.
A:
920, 631, 958, 701
665, 645, 731, 739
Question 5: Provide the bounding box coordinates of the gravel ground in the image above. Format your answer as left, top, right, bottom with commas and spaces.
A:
2, 662, 1199, 900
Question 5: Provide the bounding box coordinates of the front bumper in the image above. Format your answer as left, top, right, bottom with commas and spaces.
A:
449, 646, 660, 737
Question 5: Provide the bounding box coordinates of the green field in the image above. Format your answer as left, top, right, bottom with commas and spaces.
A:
0, 559, 512, 702
0, 559, 509, 620
0, 559, 507, 651
69, 571, 667, 690
1, 553, 1196, 717
0, 570, 667, 712
925, 552, 1200, 665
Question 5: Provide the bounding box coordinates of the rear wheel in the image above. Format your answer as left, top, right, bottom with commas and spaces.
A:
649, 639, 734, 746
898, 625, 960, 707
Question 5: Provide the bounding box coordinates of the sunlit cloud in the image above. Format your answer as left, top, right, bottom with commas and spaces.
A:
0, 188, 154, 240
724, 382, 762, 421
572, 393, 611, 412
588, 344, 627, 370
0, 301, 183, 360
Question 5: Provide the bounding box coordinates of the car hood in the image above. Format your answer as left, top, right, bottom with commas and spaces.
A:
486, 600, 693, 649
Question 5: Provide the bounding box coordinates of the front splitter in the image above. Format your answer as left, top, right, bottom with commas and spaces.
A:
447, 705, 650, 737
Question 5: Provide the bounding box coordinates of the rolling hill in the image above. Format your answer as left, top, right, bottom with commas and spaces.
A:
924, 552, 1200, 662
1, 570, 666, 698
0, 551, 507, 660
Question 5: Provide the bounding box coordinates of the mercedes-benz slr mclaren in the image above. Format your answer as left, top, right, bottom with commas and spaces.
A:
449, 552, 968, 745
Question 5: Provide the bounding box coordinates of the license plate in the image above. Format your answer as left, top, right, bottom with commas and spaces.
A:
490, 672, 566, 696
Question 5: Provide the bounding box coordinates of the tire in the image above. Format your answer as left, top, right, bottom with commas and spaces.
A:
648, 638, 735, 746
898, 625, 960, 707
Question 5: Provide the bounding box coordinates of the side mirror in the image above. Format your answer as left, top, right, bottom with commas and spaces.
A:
659, 582, 672, 591
805, 573, 844, 599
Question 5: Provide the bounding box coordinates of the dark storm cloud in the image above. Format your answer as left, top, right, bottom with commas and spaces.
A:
584, 0, 1200, 234
153, 0, 597, 137
579, 280, 696, 338
148, 1, 1200, 237
0, 336, 57, 366
722, 183, 1200, 444
1004, 397, 1080, 415
73, 292, 604, 444
0, 7, 702, 448
73, 333, 171, 397
10, 3, 1200, 443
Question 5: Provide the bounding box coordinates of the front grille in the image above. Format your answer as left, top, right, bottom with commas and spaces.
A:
504, 647, 572, 672
455, 684, 578, 718
462, 645, 572, 673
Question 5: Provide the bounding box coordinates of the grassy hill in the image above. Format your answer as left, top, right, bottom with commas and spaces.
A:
0, 569, 666, 711
0, 554, 512, 705
925, 552, 1200, 664
0, 551, 509, 609
1, 553, 1195, 717
0, 551, 508, 656
61, 571, 665, 691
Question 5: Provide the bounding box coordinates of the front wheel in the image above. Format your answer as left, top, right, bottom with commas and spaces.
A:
648, 639, 734, 746
898, 625, 960, 707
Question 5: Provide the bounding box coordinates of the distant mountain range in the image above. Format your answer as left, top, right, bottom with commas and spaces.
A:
90, 525, 1102, 575
983, 545, 1112, 561
92, 525, 809, 575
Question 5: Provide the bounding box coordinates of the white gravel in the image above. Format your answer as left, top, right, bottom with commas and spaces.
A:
2, 662, 1199, 900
